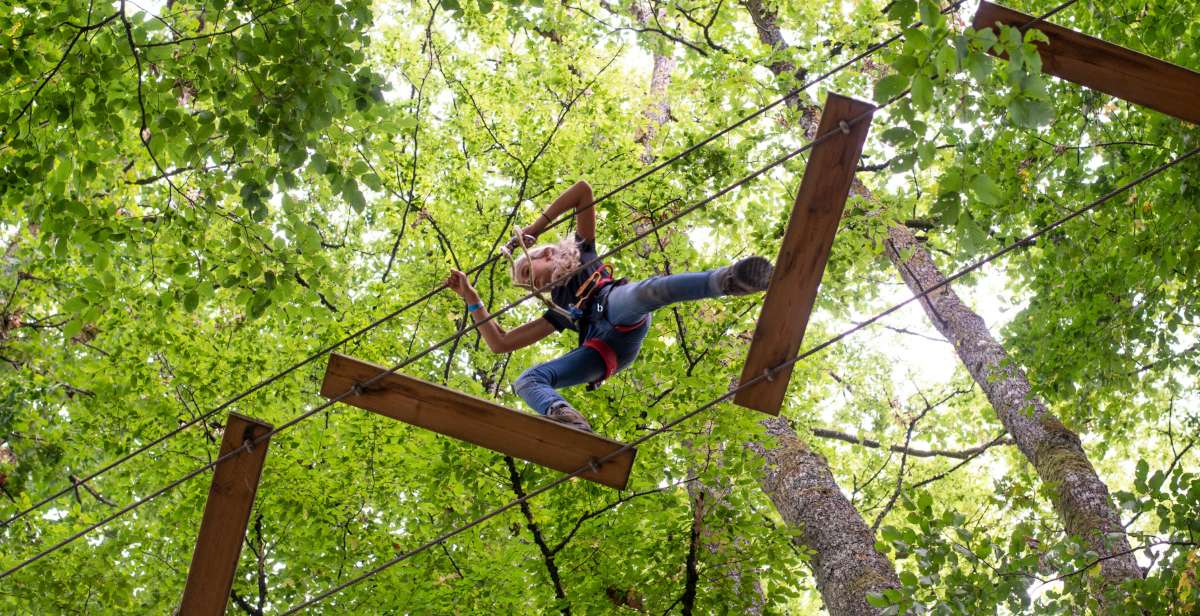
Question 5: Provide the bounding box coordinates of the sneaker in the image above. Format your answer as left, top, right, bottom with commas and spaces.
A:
714, 256, 773, 296
546, 402, 593, 433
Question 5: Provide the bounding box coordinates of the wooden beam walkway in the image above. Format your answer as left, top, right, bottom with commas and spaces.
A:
974, 1, 1200, 124
735, 93, 876, 415
320, 353, 636, 490
180, 413, 272, 616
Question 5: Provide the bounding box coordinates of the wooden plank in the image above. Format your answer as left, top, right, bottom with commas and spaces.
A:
734, 93, 875, 415
973, 1, 1200, 124
320, 353, 637, 490
180, 413, 272, 616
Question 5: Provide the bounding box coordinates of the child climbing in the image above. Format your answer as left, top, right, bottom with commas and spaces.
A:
445, 180, 773, 433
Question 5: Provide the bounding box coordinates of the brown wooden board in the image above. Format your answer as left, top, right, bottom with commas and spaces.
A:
734, 93, 875, 415
320, 353, 637, 490
973, 1, 1200, 124
180, 413, 272, 616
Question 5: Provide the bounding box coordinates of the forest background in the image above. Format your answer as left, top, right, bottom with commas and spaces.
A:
1, 0, 1198, 613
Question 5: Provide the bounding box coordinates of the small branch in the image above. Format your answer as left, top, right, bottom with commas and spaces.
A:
505, 457, 571, 615
293, 273, 338, 313
1125, 440, 1195, 529
119, 0, 194, 207
551, 478, 694, 555
810, 428, 1012, 459
4, 11, 121, 134
138, 0, 298, 48
871, 389, 946, 530
910, 431, 1010, 489
68, 475, 117, 507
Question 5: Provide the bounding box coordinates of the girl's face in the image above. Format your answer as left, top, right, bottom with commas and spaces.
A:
518, 247, 558, 288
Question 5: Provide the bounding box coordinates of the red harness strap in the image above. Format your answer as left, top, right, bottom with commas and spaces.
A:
582, 317, 648, 390
583, 338, 618, 383
613, 316, 648, 333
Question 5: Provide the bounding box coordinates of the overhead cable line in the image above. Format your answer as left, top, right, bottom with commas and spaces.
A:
283, 140, 1199, 614
0, 0, 967, 530
0, 94, 886, 581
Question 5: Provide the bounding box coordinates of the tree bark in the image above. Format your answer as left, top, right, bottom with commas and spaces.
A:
740, 0, 820, 136
629, 1, 676, 162
883, 224, 1143, 605
751, 417, 901, 615
737, 4, 900, 614
685, 434, 767, 615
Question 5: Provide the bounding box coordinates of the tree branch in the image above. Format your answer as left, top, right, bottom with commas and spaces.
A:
137, 0, 298, 48
811, 428, 1013, 460
505, 457, 570, 615
4, 11, 121, 135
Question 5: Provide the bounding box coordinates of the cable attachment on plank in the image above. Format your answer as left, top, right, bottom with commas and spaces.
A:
350, 382, 366, 397
242, 426, 257, 452
762, 367, 776, 382
586, 457, 601, 474
838, 120, 851, 135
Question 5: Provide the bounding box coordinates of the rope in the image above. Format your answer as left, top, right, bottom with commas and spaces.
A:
283, 140, 1199, 614
0, 97, 884, 581
0, 0, 967, 530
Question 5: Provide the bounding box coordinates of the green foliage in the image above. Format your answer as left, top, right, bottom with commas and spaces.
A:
1, 0, 1199, 613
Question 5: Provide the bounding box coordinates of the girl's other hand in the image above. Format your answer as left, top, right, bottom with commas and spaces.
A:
445, 269, 479, 301
501, 233, 536, 256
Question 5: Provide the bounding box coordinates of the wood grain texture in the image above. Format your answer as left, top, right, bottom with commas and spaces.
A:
320, 353, 636, 490
734, 93, 875, 415
180, 413, 272, 616
974, 1, 1200, 124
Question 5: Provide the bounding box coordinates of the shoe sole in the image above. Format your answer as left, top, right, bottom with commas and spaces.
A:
546, 414, 593, 433
732, 256, 773, 293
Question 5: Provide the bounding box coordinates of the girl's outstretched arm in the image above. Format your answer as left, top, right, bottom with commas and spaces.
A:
445, 269, 555, 353
522, 180, 595, 242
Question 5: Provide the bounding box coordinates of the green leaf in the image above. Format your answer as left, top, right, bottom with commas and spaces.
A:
63, 318, 84, 339
912, 73, 933, 109
970, 173, 1003, 205
918, 0, 944, 29
1007, 98, 1055, 128
1135, 459, 1150, 491
881, 126, 916, 145
966, 51, 993, 83
343, 181, 367, 213
874, 74, 910, 103
889, 0, 917, 25
183, 290, 199, 312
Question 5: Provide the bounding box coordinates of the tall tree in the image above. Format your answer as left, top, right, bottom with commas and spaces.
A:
751, 417, 902, 615
883, 224, 1142, 604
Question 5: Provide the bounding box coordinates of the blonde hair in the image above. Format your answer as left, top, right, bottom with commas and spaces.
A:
510, 235, 582, 289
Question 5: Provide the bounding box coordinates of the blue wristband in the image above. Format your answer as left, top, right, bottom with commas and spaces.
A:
466, 302, 483, 313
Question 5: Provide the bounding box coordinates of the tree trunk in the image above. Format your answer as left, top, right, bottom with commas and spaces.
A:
883, 224, 1143, 605
685, 433, 767, 615
629, 1, 677, 162
751, 416, 901, 615
740, 0, 820, 136
738, 4, 901, 614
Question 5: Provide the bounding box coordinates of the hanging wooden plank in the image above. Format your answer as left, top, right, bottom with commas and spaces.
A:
320, 353, 636, 490
180, 413, 272, 616
734, 93, 875, 415
973, 1, 1200, 124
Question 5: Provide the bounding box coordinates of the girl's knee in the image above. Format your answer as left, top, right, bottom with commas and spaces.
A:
635, 277, 671, 305
513, 366, 552, 394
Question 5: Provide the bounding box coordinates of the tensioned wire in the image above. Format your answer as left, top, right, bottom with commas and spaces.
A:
0, 0, 1090, 583
283, 139, 1200, 614
0, 87, 889, 580
0, 0, 972, 530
